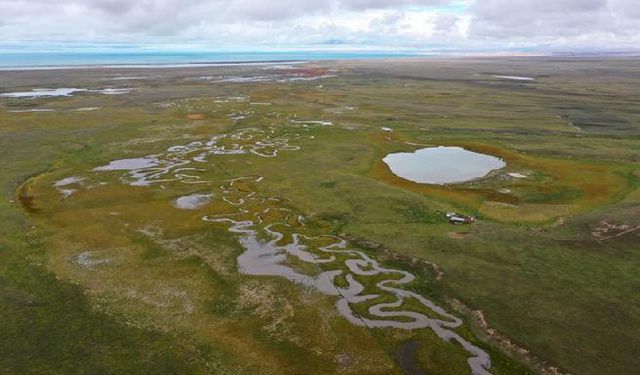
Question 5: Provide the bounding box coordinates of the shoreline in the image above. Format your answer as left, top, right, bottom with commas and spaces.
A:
0, 59, 311, 72
4, 56, 640, 74
0, 51, 423, 72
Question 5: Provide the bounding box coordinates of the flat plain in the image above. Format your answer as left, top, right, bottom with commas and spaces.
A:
1, 58, 639, 374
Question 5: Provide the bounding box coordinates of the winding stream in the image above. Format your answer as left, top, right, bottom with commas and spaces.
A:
81, 126, 493, 374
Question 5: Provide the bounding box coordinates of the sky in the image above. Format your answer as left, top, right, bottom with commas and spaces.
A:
1, 0, 639, 52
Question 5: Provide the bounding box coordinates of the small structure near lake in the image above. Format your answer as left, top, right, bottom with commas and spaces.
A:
446, 212, 476, 225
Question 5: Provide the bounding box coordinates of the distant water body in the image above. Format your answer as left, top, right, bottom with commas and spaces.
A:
0, 51, 424, 70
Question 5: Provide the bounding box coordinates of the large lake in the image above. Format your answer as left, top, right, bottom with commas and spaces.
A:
383, 146, 505, 184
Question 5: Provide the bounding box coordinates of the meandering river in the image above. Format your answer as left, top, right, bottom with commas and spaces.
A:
78, 126, 493, 374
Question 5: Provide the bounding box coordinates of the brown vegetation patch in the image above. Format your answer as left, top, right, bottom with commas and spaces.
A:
17, 183, 40, 213
447, 232, 468, 240
186, 113, 205, 120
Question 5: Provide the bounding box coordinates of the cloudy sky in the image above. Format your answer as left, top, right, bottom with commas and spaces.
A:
1, 0, 638, 52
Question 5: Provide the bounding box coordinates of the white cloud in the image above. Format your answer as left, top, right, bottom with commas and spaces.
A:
0, 0, 638, 50
470, 0, 640, 47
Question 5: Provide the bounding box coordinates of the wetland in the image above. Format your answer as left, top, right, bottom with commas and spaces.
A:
1, 57, 639, 375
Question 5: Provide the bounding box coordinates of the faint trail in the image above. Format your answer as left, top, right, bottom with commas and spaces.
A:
596, 225, 640, 241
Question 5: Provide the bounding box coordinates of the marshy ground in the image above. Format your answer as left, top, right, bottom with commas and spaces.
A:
1, 58, 639, 374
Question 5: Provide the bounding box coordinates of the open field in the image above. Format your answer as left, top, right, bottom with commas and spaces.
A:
1, 58, 639, 374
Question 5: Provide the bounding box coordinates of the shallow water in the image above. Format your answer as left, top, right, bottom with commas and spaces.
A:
493, 75, 535, 81
8, 109, 55, 113
383, 146, 505, 184
0, 51, 419, 70
70, 127, 493, 374
203, 210, 491, 374
1, 87, 132, 98
54, 176, 85, 197
91, 128, 301, 187
55, 176, 85, 187
217, 76, 274, 83
280, 74, 337, 82
93, 157, 160, 171
1, 88, 87, 98
99, 88, 132, 95
290, 120, 333, 126
174, 193, 214, 210
508, 172, 527, 178
197, 168, 492, 374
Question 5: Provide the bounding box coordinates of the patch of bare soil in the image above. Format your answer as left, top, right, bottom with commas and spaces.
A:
447, 231, 469, 240
550, 216, 566, 228
592, 219, 640, 241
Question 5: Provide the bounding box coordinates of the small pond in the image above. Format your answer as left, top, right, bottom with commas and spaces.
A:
383, 146, 505, 184
93, 157, 159, 171
173, 193, 214, 210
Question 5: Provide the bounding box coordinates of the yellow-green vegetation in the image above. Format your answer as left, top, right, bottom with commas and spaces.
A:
1, 58, 639, 374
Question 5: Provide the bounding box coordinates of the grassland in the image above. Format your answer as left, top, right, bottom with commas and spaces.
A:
1, 58, 639, 374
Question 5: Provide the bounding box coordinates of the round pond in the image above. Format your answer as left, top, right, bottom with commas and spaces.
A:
383, 146, 505, 184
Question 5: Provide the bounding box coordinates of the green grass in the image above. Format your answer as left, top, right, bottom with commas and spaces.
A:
0, 115, 233, 374
2, 58, 640, 374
